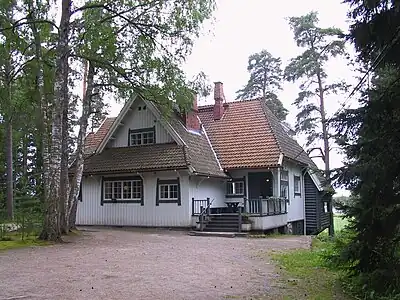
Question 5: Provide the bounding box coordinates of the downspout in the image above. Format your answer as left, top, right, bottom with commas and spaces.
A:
301, 167, 308, 235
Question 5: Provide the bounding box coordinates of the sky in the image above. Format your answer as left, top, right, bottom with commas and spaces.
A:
106, 0, 361, 196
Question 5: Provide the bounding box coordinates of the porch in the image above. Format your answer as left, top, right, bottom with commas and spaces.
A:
191, 196, 288, 232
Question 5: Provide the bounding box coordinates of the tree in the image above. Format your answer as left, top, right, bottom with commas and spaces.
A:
236, 50, 288, 121
331, 1, 400, 296
284, 12, 349, 236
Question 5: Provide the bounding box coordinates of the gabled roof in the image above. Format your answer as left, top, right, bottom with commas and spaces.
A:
198, 99, 281, 169
82, 96, 227, 178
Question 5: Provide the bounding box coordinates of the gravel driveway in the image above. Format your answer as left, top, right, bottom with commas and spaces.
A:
0, 228, 311, 300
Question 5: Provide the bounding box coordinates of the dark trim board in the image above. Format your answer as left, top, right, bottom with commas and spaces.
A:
156, 178, 181, 206
100, 176, 144, 206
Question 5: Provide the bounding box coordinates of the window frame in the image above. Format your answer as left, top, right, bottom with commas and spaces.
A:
280, 170, 289, 200
128, 126, 156, 147
294, 175, 301, 196
226, 177, 246, 198
156, 178, 181, 206
101, 176, 144, 205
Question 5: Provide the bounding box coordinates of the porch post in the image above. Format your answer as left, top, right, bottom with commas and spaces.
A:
199, 205, 203, 231
243, 197, 247, 213
258, 196, 263, 216
277, 167, 281, 198
238, 206, 242, 233
192, 197, 195, 216
206, 197, 210, 216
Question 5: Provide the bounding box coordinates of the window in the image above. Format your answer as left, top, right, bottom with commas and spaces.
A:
323, 201, 329, 213
280, 170, 289, 199
101, 177, 143, 205
128, 127, 155, 146
226, 178, 245, 197
294, 175, 301, 196
156, 178, 181, 205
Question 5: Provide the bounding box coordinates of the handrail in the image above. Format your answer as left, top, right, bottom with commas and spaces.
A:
198, 198, 214, 231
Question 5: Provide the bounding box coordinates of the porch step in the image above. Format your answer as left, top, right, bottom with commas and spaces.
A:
200, 214, 245, 233
189, 231, 248, 238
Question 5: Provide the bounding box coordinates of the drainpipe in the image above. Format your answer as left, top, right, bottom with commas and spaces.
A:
301, 167, 308, 235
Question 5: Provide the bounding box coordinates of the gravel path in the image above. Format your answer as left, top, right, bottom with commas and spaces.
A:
0, 228, 311, 300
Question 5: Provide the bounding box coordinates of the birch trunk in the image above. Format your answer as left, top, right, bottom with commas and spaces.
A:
68, 61, 94, 230
39, 0, 71, 241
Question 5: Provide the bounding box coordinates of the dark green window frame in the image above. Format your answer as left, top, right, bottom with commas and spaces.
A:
226, 177, 246, 198
294, 175, 301, 196
156, 178, 181, 206
100, 176, 144, 206
128, 126, 156, 146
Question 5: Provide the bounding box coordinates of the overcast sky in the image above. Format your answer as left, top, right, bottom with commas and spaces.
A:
107, 0, 360, 196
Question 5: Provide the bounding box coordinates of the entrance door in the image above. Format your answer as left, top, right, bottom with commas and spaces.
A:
248, 172, 273, 199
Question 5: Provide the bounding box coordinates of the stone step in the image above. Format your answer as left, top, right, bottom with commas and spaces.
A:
188, 231, 248, 238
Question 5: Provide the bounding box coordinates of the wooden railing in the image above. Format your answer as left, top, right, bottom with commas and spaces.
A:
192, 198, 210, 216
244, 197, 287, 216
198, 198, 214, 231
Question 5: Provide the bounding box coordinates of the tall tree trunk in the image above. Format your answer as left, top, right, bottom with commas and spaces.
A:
6, 120, 14, 220
39, 0, 71, 241
317, 70, 334, 237
68, 61, 94, 230
59, 68, 69, 234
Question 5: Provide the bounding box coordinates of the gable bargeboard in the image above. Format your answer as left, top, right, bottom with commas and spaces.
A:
107, 98, 175, 148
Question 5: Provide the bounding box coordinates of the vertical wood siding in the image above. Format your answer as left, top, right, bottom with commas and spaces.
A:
110, 99, 174, 148
304, 173, 318, 234
76, 171, 191, 227
189, 177, 226, 214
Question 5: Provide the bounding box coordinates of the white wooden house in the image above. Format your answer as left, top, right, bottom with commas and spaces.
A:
74, 82, 332, 234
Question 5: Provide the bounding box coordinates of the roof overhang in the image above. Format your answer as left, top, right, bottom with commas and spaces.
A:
307, 169, 324, 192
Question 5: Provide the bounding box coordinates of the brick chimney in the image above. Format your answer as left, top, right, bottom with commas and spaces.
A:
185, 93, 200, 131
213, 81, 225, 120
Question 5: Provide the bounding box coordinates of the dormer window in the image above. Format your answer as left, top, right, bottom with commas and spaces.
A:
128, 126, 156, 146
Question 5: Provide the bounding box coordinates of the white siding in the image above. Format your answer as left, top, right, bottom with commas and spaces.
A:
249, 214, 288, 230
76, 171, 191, 227
283, 161, 305, 222
189, 176, 226, 210
110, 98, 174, 148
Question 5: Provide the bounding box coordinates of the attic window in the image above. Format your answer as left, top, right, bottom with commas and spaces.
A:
128, 126, 156, 146
138, 106, 142, 111
143, 105, 147, 110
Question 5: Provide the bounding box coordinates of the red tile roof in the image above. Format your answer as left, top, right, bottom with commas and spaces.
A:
198, 99, 281, 169
84, 117, 115, 154
198, 98, 313, 169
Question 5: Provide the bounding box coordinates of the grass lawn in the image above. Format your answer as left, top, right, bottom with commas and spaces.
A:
270, 238, 351, 300
0, 236, 49, 251
268, 217, 352, 300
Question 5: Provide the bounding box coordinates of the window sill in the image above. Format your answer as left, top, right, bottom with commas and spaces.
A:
158, 199, 179, 204
103, 200, 143, 204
